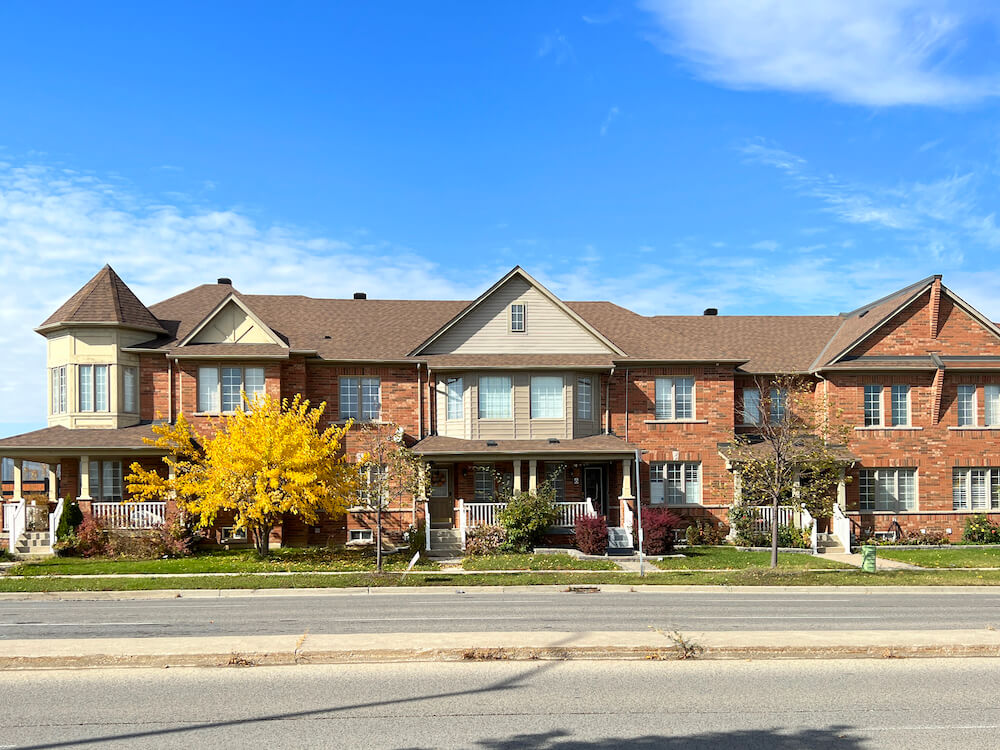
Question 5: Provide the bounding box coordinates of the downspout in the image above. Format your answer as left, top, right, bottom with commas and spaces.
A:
635, 447, 644, 577
624, 368, 630, 443
605, 366, 615, 434
167, 357, 174, 423
416, 363, 423, 439
427, 369, 435, 435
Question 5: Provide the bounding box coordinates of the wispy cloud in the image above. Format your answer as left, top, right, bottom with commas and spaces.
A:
537, 30, 574, 64
639, 0, 1000, 106
600, 106, 620, 136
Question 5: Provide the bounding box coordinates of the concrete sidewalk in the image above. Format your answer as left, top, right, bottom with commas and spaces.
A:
2, 628, 999, 669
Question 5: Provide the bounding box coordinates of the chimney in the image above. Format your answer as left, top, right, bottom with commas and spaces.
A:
353, 292, 367, 300
217, 277, 232, 285
703, 308, 718, 316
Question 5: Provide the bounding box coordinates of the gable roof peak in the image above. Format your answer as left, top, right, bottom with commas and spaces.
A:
38, 265, 168, 335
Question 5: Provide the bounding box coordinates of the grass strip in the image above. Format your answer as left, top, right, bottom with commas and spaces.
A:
461, 553, 618, 571
653, 547, 851, 571
873, 548, 1000, 569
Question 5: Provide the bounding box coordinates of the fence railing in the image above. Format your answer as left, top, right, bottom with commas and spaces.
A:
92, 501, 166, 529
748, 505, 795, 532
5, 500, 25, 554
49, 497, 64, 548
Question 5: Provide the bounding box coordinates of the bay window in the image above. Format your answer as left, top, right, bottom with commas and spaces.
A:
123, 366, 139, 414
446, 377, 464, 421
530, 375, 563, 419
50, 366, 67, 414
478, 376, 512, 419
577, 376, 593, 421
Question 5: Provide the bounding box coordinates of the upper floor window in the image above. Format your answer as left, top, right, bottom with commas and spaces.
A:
199, 366, 266, 413
577, 376, 593, 421
340, 376, 380, 421
985, 385, 1000, 427
957, 385, 976, 426
655, 377, 694, 420
859, 468, 916, 512
510, 303, 526, 333
79, 364, 110, 413
650, 462, 701, 505
863, 385, 883, 426
87, 459, 122, 502
123, 366, 139, 414
479, 376, 512, 419
446, 377, 463, 421
742, 388, 761, 425
50, 366, 67, 415
530, 376, 563, 419
890, 385, 910, 427
769, 388, 787, 422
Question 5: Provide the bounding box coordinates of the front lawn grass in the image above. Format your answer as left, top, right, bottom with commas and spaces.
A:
874, 547, 1000, 569
6, 547, 440, 577
3, 568, 1000, 592
653, 546, 852, 570
461, 553, 618, 571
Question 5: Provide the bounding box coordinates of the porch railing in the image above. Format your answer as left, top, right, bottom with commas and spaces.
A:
5, 500, 25, 554
92, 501, 167, 530
748, 505, 795, 532
832, 503, 852, 554
458, 500, 600, 550
801, 506, 818, 554
49, 497, 65, 548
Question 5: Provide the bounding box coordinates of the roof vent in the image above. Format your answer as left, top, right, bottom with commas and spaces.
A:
486, 440, 498, 447
217, 277, 232, 285
703, 308, 718, 316
353, 292, 367, 300
548, 438, 560, 444
323, 335, 332, 340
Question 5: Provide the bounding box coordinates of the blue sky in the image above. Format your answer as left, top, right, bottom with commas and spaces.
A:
3, 0, 1000, 434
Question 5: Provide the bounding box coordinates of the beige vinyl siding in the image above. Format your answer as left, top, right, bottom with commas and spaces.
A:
189, 300, 276, 344
423, 276, 613, 355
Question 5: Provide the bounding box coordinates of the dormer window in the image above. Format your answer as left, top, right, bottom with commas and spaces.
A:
510, 303, 526, 333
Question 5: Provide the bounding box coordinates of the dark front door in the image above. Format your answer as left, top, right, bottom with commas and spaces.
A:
583, 465, 606, 517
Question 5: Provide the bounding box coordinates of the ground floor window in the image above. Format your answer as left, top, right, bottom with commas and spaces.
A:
348, 528, 373, 542
86, 460, 122, 501
650, 462, 701, 505
474, 466, 495, 503
953, 468, 1000, 511
859, 468, 916, 512
547, 465, 566, 502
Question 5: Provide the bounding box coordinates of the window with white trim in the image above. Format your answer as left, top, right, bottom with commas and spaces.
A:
50, 366, 67, 414
577, 376, 593, 421
198, 366, 266, 413
769, 388, 787, 422
863, 385, 883, 426
957, 385, 976, 426
655, 377, 694, 420
985, 386, 1000, 427
474, 466, 495, 502
478, 376, 512, 419
446, 377, 463, 421
953, 468, 1000, 511
859, 468, 916, 512
339, 376, 381, 420
357, 464, 387, 505
530, 375, 563, 419
78, 364, 110, 413
348, 528, 374, 542
742, 388, 761, 425
123, 366, 139, 414
650, 462, 701, 505
86, 460, 122, 501
890, 384, 910, 427
510, 303, 526, 333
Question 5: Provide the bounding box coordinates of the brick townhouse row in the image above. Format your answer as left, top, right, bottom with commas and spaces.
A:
2, 264, 1000, 554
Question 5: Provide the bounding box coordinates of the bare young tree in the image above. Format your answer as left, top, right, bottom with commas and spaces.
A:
354, 422, 427, 573
725, 374, 852, 568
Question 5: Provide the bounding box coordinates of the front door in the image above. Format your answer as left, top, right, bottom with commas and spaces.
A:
428, 466, 454, 529
583, 466, 606, 517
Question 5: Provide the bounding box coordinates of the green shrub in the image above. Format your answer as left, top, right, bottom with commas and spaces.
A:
405, 520, 426, 557
497, 490, 559, 552
685, 519, 726, 546
465, 524, 507, 556
729, 504, 810, 548
55, 499, 83, 541
963, 514, 1000, 544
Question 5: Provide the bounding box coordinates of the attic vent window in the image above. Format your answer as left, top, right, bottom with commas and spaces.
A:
510, 303, 526, 333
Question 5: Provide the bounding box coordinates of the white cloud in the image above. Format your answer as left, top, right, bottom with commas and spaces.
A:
600, 106, 620, 136
751, 240, 779, 251
640, 0, 1000, 106
538, 30, 574, 64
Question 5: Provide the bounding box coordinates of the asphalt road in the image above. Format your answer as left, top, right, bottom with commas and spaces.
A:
2, 588, 1000, 639
2, 658, 1000, 749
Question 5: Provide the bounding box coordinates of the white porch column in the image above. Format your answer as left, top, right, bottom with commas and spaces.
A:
512, 459, 522, 493
620, 457, 634, 498
78, 456, 91, 500
48, 464, 58, 503
528, 460, 538, 492
837, 467, 847, 510
12, 459, 23, 501
732, 468, 743, 505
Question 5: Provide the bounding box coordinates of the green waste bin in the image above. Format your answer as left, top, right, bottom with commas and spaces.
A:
861, 545, 877, 573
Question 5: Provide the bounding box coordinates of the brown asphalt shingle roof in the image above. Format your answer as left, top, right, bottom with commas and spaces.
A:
41, 265, 168, 334
0, 424, 164, 451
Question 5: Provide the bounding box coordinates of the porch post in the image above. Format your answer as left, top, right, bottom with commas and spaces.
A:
79, 456, 91, 500
837, 467, 847, 510
48, 464, 58, 503
12, 459, 23, 501
528, 460, 537, 492
733, 468, 743, 504
620, 458, 634, 498
512, 459, 522, 493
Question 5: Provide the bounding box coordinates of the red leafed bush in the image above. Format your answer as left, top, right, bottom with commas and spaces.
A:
575, 514, 609, 555
640, 508, 682, 555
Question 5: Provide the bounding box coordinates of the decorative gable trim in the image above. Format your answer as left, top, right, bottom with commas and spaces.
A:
409, 266, 626, 356
177, 293, 287, 348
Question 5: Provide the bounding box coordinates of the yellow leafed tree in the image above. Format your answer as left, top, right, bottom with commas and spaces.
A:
126, 395, 356, 555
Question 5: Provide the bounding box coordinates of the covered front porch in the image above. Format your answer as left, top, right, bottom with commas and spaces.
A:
0, 425, 170, 556
412, 434, 640, 554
